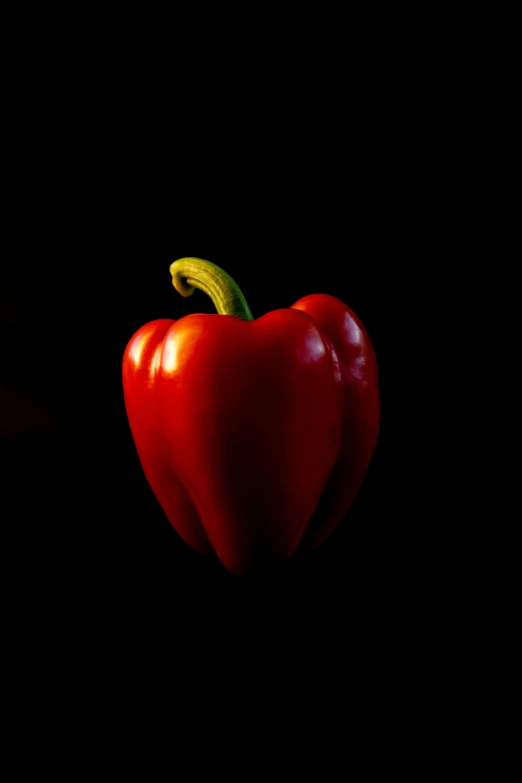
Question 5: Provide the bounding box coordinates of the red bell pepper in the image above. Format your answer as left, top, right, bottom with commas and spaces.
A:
122, 258, 379, 574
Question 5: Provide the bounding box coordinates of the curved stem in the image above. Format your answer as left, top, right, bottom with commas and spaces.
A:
169, 258, 253, 320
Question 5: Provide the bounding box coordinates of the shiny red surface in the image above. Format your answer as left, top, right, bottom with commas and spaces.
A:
122, 295, 379, 574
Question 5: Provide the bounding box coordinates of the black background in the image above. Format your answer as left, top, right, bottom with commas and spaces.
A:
1, 69, 440, 744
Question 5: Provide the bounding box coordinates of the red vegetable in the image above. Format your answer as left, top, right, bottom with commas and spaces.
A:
122, 258, 379, 574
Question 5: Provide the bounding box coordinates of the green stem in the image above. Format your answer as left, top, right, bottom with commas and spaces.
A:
169, 257, 253, 321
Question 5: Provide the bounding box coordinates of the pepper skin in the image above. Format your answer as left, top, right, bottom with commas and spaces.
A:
122, 258, 379, 575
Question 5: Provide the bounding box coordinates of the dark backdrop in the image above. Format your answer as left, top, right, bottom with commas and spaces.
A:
2, 121, 433, 743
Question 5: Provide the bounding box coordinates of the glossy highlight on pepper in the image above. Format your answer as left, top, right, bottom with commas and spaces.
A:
122, 257, 380, 574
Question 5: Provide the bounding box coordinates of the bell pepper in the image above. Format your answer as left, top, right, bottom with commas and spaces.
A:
122, 258, 379, 574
